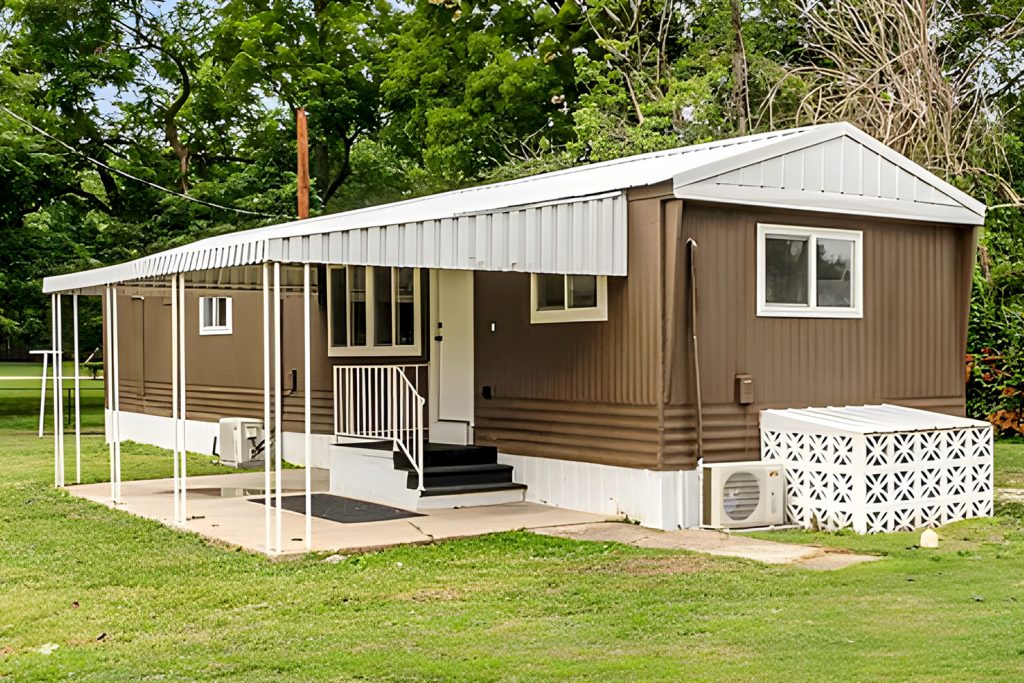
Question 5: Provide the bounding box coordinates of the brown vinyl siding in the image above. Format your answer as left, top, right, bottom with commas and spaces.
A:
112, 273, 427, 436
663, 202, 975, 468
472, 193, 667, 469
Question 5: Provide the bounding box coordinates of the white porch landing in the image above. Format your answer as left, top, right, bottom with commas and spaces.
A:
66, 470, 607, 556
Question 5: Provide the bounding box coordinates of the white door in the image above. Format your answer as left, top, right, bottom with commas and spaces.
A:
430, 270, 474, 445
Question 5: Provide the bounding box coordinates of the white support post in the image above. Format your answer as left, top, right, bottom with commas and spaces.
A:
112, 286, 121, 502
56, 294, 64, 487
273, 262, 283, 554
51, 294, 59, 487
303, 263, 312, 550
38, 350, 47, 438
105, 287, 115, 500
171, 275, 180, 524
262, 263, 272, 553
179, 275, 187, 522
73, 293, 81, 484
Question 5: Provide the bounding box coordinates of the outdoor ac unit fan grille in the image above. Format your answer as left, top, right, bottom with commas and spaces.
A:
703, 462, 784, 529
722, 471, 761, 522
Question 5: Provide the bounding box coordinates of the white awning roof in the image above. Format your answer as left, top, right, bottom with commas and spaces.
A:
43, 122, 986, 294
760, 404, 991, 436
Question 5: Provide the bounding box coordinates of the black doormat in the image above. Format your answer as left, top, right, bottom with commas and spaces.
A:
250, 493, 421, 524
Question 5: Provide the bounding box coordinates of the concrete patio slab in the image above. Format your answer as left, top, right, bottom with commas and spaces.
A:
67, 470, 610, 556
534, 522, 881, 570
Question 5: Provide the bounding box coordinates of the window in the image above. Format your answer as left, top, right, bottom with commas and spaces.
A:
530, 274, 608, 324
327, 266, 421, 356
756, 224, 862, 318
199, 296, 232, 335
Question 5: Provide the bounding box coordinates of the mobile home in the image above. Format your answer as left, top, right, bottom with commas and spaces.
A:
42, 123, 989, 533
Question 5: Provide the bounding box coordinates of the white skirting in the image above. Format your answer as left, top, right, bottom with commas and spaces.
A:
497, 453, 700, 531
106, 409, 335, 468
107, 410, 700, 529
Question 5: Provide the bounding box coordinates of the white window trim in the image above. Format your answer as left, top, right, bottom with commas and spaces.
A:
530, 274, 609, 324
756, 223, 863, 319
326, 265, 423, 357
198, 296, 233, 336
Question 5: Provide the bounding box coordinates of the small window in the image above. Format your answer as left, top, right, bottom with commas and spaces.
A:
199, 296, 232, 335
327, 266, 421, 356
757, 224, 862, 318
530, 274, 608, 324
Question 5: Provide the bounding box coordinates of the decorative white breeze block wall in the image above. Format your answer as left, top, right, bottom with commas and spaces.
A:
760, 404, 994, 534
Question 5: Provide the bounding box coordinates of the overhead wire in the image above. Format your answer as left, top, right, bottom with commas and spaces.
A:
0, 104, 291, 220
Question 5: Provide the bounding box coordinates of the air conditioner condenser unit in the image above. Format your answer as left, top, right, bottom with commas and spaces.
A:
218, 417, 265, 468
702, 461, 785, 529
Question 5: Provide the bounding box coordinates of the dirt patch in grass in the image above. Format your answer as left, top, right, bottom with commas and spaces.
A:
0, 646, 13, 659
607, 553, 715, 576
398, 587, 464, 602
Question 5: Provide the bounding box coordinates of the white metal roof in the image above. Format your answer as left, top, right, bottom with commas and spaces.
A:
43, 122, 986, 294
760, 404, 991, 436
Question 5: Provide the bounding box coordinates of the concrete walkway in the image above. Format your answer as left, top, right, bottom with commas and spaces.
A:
535, 522, 881, 570
67, 470, 608, 556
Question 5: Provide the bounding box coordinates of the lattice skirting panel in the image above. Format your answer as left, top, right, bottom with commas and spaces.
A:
760, 427, 993, 533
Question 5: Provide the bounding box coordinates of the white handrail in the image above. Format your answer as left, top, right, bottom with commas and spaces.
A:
334, 364, 427, 491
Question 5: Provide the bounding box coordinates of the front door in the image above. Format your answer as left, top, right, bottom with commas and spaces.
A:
429, 270, 474, 445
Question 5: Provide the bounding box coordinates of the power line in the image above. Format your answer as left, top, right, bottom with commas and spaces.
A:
0, 105, 291, 220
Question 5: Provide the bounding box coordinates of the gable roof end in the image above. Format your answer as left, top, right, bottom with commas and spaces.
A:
672, 122, 986, 225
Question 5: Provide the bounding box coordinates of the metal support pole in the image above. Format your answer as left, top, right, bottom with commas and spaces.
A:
263, 263, 272, 553
56, 294, 64, 487
303, 263, 312, 550
274, 262, 283, 554
112, 286, 121, 502
51, 295, 59, 487
73, 293, 81, 484
38, 351, 48, 438
171, 275, 180, 523
105, 287, 115, 499
179, 275, 187, 521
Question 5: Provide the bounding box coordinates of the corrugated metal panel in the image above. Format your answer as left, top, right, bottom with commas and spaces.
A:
673, 125, 984, 225
260, 194, 628, 276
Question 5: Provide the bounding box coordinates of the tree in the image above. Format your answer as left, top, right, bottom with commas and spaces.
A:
214, 0, 390, 209
377, 0, 590, 185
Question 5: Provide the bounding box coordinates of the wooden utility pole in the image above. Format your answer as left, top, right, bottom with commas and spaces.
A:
729, 0, 749, 135
296, 108, 310, 219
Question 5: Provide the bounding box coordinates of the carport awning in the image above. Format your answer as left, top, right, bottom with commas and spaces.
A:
43, 191, 628, 294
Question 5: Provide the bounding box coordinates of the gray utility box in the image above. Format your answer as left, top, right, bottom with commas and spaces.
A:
218, 417, 264, 468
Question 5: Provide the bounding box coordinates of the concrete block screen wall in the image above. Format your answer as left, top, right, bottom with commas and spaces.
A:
759, 404, 994, 533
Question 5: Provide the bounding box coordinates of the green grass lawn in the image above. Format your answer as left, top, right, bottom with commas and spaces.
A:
0, 361, 105, 434
994, 439, 1024, 488
2, 389, 1024, 680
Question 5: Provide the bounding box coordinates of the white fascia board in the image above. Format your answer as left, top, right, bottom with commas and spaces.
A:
675, 184, 984, 225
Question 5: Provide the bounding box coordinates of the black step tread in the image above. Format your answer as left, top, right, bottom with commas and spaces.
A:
427, 441, 494, 449
408, 462, 515, 489
394, 444, 498, 470
420, 463, 513, 474
419, 481, 528, 497
331, 440, 393, 450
